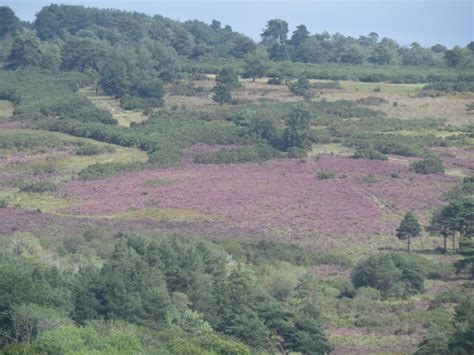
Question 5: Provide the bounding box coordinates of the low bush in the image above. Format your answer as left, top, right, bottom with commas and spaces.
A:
352, 148, 388, 161
410, 155, 445, 174
287, 147, 308, 159
194, 145, 281, 164
317, 170, 336, 179
75, 144, 115, 156
0, 199, 8, 208
356, 97, 389, 106
17, 181, 57, 193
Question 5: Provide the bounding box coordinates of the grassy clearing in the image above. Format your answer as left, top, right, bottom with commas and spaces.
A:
0, 189, 75, 213
309, 143, 354, 156
0, 100, 14, 121
78, 87, 148, 126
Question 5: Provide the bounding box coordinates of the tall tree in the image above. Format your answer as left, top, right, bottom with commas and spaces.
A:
0, 6, 20, 38
261, 19, 289, 46
290, 25, 310, 47
212, 83, 232, 105
444, 46, 472, 67
280, 108, 312, 150
6, 32, 42, 69
396, 212, 422, 252
242, 50, 268, 81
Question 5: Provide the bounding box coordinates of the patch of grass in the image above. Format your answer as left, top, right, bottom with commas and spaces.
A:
78, 87, 148, 127
90, 208, 221, 222
144, 179, 173, 187
340, 81, 424, 94
310, 144, 354, 156
0, 100, 14, 121
0, 190, 75, 213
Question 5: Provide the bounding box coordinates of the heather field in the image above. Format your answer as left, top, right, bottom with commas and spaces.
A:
60, 154, 458, 242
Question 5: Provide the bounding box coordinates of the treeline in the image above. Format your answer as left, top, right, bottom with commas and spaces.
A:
0, 234, 333, 354
0, 5, 473, 94
259, 20, 473, 67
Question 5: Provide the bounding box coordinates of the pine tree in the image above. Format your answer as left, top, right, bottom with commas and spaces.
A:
396, 212, 422, 252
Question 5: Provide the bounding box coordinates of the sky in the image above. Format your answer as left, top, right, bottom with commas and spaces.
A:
1, 0, 472, 47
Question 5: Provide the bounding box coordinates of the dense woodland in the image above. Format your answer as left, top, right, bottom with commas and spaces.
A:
0, 4, 473, 355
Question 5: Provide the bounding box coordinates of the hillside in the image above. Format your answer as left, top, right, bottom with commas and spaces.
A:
0, 4, 473, 355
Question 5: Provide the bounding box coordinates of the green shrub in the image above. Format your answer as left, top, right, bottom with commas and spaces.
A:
351, 253, 429, 298
194, 145, 281, 164
75, 144, 115, 156
0, 199, 8, 208
18, 181, 57, 193
288, 77, 313, 98
317, 170, 336, 179
287, 147, 308, 159
352, 148, 388, 161
410, 155, 445, 174
355, 286, 381, 300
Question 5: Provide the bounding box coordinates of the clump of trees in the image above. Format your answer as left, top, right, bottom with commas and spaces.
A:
0, 234, 333, 354
351, 252, 447, 299
428, 177, 474, 278
260, 18, 473, 68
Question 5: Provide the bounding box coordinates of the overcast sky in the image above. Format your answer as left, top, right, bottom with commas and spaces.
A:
2, 0, 473, 47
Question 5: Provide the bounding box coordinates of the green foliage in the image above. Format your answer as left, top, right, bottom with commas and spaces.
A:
212, 83, 233, 105
0, 6, 20, 38
0, 70, 114, 124
17, 181, 57, 193
351, 253, 430, 298
288, 77, 313, 98
317, 170, 336, 180
396, 212, 422, 251
75, 144, 115, 156
33, 324, 142, 354
216, 67, 241, 89
410, 155, 445, 174
280, 107, 313, 150
194, 145, 281, 164
352, 148, 388, 160
0, 199, 8, 209
78, 162, 145, 180
448, 297, 474, 353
